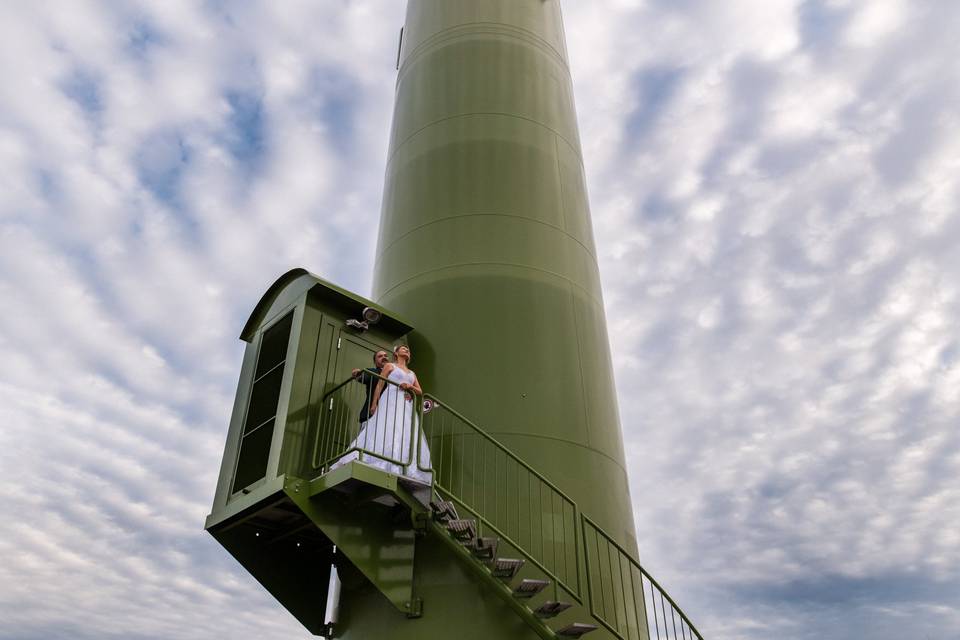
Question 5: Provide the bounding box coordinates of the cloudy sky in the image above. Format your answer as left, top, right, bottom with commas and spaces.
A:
1, 1, 958, 639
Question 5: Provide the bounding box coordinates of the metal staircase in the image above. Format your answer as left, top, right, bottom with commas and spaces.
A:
314, 375, 705, 640
431, 499, 597, 639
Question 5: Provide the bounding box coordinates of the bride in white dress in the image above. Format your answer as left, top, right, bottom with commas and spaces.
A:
333, 345, 432, 485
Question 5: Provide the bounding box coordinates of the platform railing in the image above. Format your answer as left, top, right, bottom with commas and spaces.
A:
583, 516, 702, 640
311, 376, 704, 640
311, 372, 423, 472
419, 395, 581, 599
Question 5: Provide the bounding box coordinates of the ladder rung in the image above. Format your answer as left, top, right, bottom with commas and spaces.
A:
445, 519, 476, 542
491, 558, 524, 579
556, 623, 599, 638
534, 601, 572, 619
513, 578, 549, 598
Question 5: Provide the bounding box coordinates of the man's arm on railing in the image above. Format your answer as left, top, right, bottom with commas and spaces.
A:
353, 367, 377, 384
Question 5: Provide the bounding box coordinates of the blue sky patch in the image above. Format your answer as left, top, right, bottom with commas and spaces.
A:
223, 90, 267, 174
135, 129, 192, 209
60, 69, 103, 121
625, 66, 684, 141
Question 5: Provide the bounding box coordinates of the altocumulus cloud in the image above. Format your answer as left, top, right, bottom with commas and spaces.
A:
0, 2, 958, 640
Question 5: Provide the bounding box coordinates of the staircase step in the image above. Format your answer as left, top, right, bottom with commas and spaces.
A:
556, 623, 599, 638
491, 558, 524, 579
471, 537, 498, 562
445, 519, 477, 542
513, 578, 550, 599
430, 500, 459, 522
533, 601, 572, 619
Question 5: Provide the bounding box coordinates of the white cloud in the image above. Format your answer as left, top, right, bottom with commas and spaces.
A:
1, 1, 958, 639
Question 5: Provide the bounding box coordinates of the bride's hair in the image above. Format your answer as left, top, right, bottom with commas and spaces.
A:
393, 344, 411, 361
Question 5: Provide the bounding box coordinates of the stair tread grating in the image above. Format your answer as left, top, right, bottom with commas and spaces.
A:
513, 578, 550, 598
534, 601, 572, 619
491, 557, 524, 579
556, 623, 599, 638
445, 519, 477, 542
430, 500, 459, 522
472, 537, 499, 561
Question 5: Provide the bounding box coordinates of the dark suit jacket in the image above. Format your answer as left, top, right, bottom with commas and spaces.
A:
357, 366, 382, 423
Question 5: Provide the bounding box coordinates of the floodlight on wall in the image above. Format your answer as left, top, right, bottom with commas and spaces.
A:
346, 307, 381, 332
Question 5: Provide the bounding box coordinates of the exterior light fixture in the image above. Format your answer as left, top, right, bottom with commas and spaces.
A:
346, 307, 382, 332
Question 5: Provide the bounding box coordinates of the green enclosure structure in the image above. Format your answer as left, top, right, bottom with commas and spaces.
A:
206, 2, 705, 639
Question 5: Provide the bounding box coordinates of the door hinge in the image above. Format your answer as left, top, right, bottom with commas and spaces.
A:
329, 398, 334, 411
337, 337, 341, 350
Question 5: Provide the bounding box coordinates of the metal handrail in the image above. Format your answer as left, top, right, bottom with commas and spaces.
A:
311, 377, 704, 640
311, 372, 424, 472
440, 488, 581, 601
583, 516, 703, 640
420, 393, 581, 598
418, 393, 577, 502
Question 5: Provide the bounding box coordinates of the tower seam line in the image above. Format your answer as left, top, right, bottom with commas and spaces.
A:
373, 212, 598, 268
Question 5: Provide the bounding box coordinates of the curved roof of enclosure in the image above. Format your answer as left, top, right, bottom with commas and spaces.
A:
240, 268, 415, 342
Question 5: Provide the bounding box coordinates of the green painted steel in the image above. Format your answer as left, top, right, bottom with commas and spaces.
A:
207, 270, 415, 515
348, 0, 641, 637
375, 0, 635, 575
310, 370, 707, 640
202, 1, 702, 638
291, 465, 420, 615
209, 364, 705, 639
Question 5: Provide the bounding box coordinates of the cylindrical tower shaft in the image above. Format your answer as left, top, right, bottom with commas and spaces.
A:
333, 2, 640, 637
374, 0, 635, 550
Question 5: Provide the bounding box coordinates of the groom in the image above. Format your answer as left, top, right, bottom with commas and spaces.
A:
352, 350, 389, 423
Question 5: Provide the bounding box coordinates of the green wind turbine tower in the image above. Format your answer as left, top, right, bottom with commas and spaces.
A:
205, 2, 705, 639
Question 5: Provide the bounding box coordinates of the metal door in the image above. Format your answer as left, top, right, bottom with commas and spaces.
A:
315, 330, 392, 469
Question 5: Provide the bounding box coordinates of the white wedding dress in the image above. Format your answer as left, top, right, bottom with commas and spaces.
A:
331, 366, 432, 486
